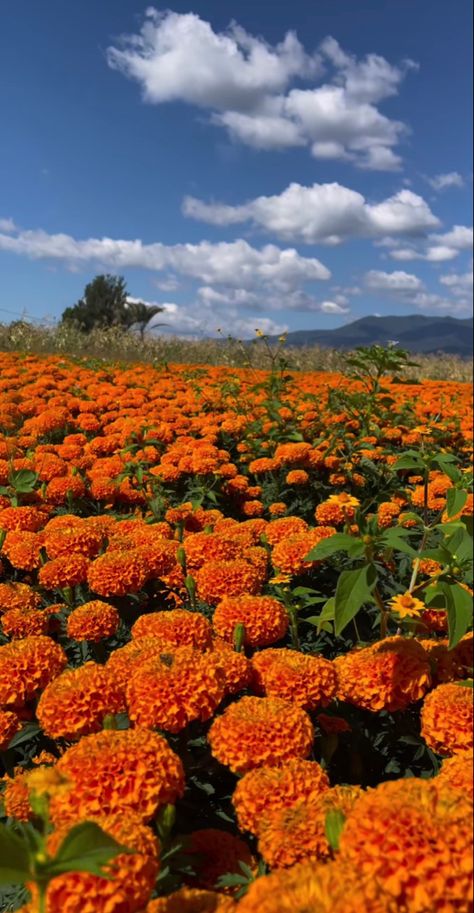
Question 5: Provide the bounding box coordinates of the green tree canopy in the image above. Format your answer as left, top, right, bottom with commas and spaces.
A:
61, 275, 164, 337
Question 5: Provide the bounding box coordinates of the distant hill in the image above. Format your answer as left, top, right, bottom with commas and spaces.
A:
269, 315, 473, 356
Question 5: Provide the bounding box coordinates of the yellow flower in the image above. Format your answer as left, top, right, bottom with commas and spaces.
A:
389, 592, 425, 618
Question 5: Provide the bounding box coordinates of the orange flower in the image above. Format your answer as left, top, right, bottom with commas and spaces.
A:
334, 636, 431, 712
146, 888, 236, 912
251, 649, 338, 710
0, 635, 67, 708
50, 729, 184, 826
232, 759, 330, 836
44, 813, 159, 913
1, 605, 51, 639
208, 696, 314, 774
185, 829, 254, 895
0, 581, 41, 613
0, 506, 48, 532
44, 524, 103, 559
209, 637, 252, 696
45, 473, 86, 505
195, 559, 264, 605
315, 493, 359, 526
264, 517, 308, 546
126, 647, 225, 732
66, 600, 120, 642
285, 470, 309, 485
339, 778, 473, 913
132, 609, 213, 649
2, 530, 43, 570
2, 768, 31, 821
376, 501, 401, 527
267, 501, 287, 516
236, 859, 397, 913
36, 662, 124, 740
38, 554, 90, 589
87, 550, 148, 596
421, 681, 473, 755
435, 750, 473, 798
213, 595, 288, 648
389, 591, 425, 619
0, 708, 21, 750
271, 526, 336, 576
257, 785, 362, 868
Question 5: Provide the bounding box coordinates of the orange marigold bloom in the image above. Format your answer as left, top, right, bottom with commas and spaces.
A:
339, 778, 473, 913
195, 559, 264, 605
132, 609, 213, 649
208, 696, 314, 774
241, 499, 264, 517
185, 829, 254, 895
213, 595, 288, 648
232, 759, 330, 836
418, 634, 473, 685
210, 637, 252, 696
146, 888, 236, 912
1, 605, 51, 639
334, 636, 431, 712
273, 442, 312, 467
0, 581, 41, 613
421, 681, 473, 755
389, 591, 425, 619
0, 506, 47, 532
2, 530, 43, 570
285, 470, 309, 485
36, 662, 124, 740
126, 647, 225, 733
264, 516, 308, 546
106, 636, 176, 693
2, 768, 31, 821
248, 457, 279, 474
67, 600, 120, 642
50, 729, 184, 826
236, 859, 397, 913
435, 750, 473, 798
377, 501, 401, 528
45, 474, 86, 505
271, 527, 336, 576
44, 524, 103, 559
258, 785, 362, 869
419, 608, 448, 633
251, 649, 338, 710
0, 708, 21, 750
88, 550, 148, 596
38, 554, 90, 589
44, 813, 159, 913
0, 635, 67, 708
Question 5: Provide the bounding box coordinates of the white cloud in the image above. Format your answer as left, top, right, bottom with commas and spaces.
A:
183, 183, 439, 244
120, 294, 288, 339
365, 270, 424, 292
426, 172, 465, 191
0, 218, 16, 233
431, 225, 473, 251
439, 269, 474, 296
0, 225, 330, 290
320, 300, 351, 314
154, 275, 180, 291
107, 10, 416, 169
387, 224, 473, 262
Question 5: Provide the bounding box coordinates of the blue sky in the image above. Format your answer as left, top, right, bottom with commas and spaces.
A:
0, 0, 472, 337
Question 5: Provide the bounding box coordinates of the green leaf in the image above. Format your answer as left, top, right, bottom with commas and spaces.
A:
446, 489, 468, 519
324, 808, 346, 850
305, 533, 363, 562
334, 565, 377, 637
306, 598, 335, 632
434, 582, 473, 649
393, 454, 424, 472
455, 679, 473, 688
6, 722, 41, 750
45, 821, 131, 879
0, 825, 31, 885
380, 528, 418, 556
9, 469, 38, 493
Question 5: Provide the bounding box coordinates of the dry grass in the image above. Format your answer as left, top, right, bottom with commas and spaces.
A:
0, 320, 472, 382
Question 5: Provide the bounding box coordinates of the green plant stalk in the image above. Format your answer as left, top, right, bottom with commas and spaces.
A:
287, 605, 301, 651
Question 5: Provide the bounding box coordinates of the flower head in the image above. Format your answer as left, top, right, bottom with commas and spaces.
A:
213, 596, 288, 648
67, 600, 120, 642
36, 662, 124, 740
251, 649, 338, 710
421, 681, 473, 755
232, 759, 329, 836
335, 636, 431, 712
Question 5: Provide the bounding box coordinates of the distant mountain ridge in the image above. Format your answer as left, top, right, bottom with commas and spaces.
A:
269, 315, 473, 356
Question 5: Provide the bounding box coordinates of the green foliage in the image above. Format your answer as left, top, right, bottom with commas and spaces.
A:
61, 274, 164, 336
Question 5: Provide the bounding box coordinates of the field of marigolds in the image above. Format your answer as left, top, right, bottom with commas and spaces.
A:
0, 343, 472, 913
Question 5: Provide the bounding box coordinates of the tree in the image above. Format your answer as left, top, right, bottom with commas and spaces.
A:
62, 274, 166, 338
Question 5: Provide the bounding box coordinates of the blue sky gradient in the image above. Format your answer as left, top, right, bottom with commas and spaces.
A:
0, 0, 472, 337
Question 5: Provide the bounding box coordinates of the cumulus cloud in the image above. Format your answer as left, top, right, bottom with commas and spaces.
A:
426, 172, 465, 191
107, 9, 417, 169
320, 300, 351, 314
0, 217, 16, 233
364, 269, 471, 314
439, 269, 474, 297
387, 225, 473, 262
183, 183, 439, 244
365, 270, 424, 292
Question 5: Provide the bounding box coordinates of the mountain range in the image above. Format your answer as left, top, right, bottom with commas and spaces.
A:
269, 315, 473, 356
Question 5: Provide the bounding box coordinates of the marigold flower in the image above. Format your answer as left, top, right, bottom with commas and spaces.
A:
44, 524, 103, 559
0, 506, 47, 532
146, 888, 236, 912
195, 559, 264, 605
51, 729, 184, 826
274, 442, 312, 467
185, 829, 254, 895
45, 473, 86, 505
210, 637, 252, 695
38, 554, 90, 589
126, 647, 225, 733
236, 860, 399, 913
258, 785, 362, 869
88, 549, 148, 596
418, 635, 473, 685
389, 591, 425, 619
0, 708, 21, 750
264, 516, 308, 546
67, 600, 120, 642
132, 609, 213, 649
232, 759, 330, 836
36, 662, 124, 740
315, 493, 359, 526
419, 608, 448, 633
1, 605, 51, 639
271, 527, 336, 576
2, 768, 31, 820
334, 636, 431, 712
0, 581, 41, 613
208, 696, 314, 775
251, 649, 338, 710
213, 595, 288, 648
339, 778, 473, 913
285, 470, 309, 485
44, 813, 159, 913
377, 501, 401, 527
421, 681, 473, 755
0, 635, 67, 708
2, 530, 43, 570
435, 750, 473, 798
